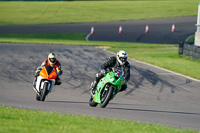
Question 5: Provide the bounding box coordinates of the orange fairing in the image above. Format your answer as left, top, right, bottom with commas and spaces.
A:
39, 66, 57, 79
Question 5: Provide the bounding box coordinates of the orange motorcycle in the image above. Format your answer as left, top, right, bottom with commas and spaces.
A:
33, 66, 57, 101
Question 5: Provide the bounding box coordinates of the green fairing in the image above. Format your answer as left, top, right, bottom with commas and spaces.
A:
93, 72, 125, 103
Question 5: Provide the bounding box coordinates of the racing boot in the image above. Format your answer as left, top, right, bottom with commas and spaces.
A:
32, 77, 37, 88
55, 78, 62, 86
90, 81, 97, 95
119, 84, 127, 92
91, 73, 102, 95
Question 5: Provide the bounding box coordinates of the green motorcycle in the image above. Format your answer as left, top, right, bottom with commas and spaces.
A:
89, 68, 125, 108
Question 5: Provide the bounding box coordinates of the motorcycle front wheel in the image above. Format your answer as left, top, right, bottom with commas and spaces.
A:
36, 94, 40, 101
40, 82, 48, 101
100, 87, 114, 108
89, 95, 98, 107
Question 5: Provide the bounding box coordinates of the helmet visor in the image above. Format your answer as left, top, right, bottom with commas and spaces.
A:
49, 58, 56, 63
119, 57, 127, 63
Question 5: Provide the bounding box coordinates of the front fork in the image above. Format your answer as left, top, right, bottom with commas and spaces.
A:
102, 84, 110, 95
103, 84, 115, 99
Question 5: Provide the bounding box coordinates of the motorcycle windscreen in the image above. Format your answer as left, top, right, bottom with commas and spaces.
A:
39, 66, 57, 79
45, 66, 54, 74
45, 66, 57, 79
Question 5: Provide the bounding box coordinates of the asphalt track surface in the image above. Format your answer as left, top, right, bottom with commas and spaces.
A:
0, 16, 197, 44
1, 17, 200, 131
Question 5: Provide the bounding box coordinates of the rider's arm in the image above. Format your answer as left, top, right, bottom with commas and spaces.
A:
124, 63, 130, 83
55, 61, 63, 76
37, 61, 46, 70
35, 61, 45, 76
56, 66, 63, 76
101, 57, 116, 70
38, 61, 45, 69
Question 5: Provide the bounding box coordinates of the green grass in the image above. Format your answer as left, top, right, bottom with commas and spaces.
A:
0, 1, 199, 25
0, 106, 198, 133
1, 33, 200, 80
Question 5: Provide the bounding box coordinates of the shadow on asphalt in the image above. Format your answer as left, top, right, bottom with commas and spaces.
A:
125, 66, 192, 96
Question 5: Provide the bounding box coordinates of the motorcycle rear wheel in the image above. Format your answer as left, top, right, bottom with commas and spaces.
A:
89, 95, 98, 107
100, 87, 114, 108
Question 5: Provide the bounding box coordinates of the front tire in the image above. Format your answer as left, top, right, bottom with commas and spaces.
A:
100, 87, 114, 108
89, 95, 98, 107
40, 82, 48, 101
36, 94, 40, 101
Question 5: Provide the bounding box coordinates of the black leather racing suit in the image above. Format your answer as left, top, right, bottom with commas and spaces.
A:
91, 56, 130, 92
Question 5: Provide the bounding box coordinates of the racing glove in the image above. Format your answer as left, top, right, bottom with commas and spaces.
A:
56, 68, 63, 76
34, 67, 42, 77
35, 70, 40, 77
100, 69, 106, 74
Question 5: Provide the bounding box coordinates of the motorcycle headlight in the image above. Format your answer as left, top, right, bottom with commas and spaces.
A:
110, 76, 115, 82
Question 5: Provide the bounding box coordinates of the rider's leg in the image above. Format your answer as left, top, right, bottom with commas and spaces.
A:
91, 72, 104, 93
55, 77, 62, 85
33, 69, 41, 87
33, 76, 37, 88
119, 84, 127, 92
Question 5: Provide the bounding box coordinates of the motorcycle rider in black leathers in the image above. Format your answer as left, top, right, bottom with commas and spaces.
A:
91, 50, 130, 94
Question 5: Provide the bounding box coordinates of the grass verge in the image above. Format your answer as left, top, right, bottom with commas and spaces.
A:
0, 106, 198, 133
1, 33, 200, 80
0, 1, 198, 25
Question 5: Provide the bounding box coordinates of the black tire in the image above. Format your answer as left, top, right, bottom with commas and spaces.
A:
89, 95, 98, 107
100, 87, 114, 108
36, 94, 40, 101
40, 82, 48, 101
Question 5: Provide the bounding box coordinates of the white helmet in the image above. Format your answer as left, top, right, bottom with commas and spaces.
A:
116, 50, 128, 65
